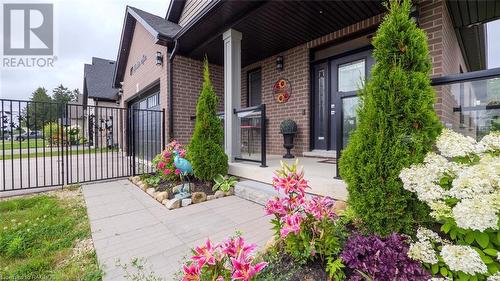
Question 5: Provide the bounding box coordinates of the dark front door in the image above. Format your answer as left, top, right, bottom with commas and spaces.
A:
312, 49, 374, 152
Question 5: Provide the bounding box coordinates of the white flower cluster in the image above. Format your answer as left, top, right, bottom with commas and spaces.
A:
403, 130, 499, 278
477, 131, 500, 152
488, 272, 500, 281
440, 245, 488, 275
435, 129, 477, 158
399, 130, 499, 231
452, 196, 499, 231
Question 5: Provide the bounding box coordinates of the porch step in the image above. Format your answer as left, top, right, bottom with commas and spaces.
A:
303, 150, 337, 159
235, 180, 282, 206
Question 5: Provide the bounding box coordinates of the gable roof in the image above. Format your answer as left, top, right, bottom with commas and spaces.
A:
113, 6, 181, 87
83, 57, 120, 102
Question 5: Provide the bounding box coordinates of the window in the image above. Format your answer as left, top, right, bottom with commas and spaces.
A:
338, 59, 365, 92
247, 69, 262, 106
147, 93, 159, 108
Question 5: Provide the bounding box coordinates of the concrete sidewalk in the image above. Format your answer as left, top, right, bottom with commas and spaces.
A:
82, 180, 274, 280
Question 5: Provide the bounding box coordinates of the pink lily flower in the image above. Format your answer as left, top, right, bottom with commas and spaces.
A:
231, 258, 268, 281
182, 263, 200, 281
191, 239, 218, 267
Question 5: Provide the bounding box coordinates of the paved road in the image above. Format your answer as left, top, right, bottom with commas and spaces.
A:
82, 180, 274, 281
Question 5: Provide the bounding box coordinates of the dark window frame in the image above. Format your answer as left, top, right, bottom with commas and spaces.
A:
246, 67, 262, 107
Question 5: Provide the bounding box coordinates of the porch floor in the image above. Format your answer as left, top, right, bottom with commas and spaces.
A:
228, 155, 348, 201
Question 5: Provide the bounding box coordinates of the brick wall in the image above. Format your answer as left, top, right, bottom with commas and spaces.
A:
241, 14, 384, 156
171, 55, 224, 145
418, 0, 468, 132
119, 22, 168, 153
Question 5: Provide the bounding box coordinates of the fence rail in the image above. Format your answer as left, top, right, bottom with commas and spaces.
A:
0, 99, 163, 193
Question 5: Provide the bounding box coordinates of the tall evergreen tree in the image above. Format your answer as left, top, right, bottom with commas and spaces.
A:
339, 0, 442, 235
189, 59, 228, 180
24, 87, 55, 130
52, 84, 76, 104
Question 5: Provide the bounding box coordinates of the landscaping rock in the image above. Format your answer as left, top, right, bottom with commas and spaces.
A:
146, 188, 155, 197
165, 198, 181, 210
155, 191, 169, 202
333, 200, 347, 212
214, 190, 225, 199
172, 183, 194, 194
207, 195, 215, 201
161, 199, 168, 205
181, 198, 192, 207
191, 192, 207, 204
131, 176, 140, 184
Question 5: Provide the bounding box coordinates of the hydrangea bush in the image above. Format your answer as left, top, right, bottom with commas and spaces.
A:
151, 140, 185, 183
264, 160, 345, 272
400, 129, 500, 280
181, 235, 267, 281
340, 233, 430, 281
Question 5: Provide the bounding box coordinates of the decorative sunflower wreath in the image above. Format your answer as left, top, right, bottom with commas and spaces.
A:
273, 79, 292, 103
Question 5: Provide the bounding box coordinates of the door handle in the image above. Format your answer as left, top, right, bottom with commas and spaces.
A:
331, 110, 336, 115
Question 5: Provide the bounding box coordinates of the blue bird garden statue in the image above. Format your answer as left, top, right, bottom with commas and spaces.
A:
173, 150, 193, 199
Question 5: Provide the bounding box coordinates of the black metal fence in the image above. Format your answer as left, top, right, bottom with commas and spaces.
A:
0, 99, 164, 192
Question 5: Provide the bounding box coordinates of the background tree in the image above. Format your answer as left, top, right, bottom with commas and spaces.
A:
188, 59, 228, 181
339, 0, 442, 235
52, 84, 76, 104
23, 87, 56, 130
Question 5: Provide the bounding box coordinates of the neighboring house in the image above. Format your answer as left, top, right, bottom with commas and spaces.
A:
112, 1, 499, 182
83, 57, 121, 147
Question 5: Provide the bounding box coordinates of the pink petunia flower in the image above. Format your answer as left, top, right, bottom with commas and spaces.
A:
175, 169, 181, 175
182, 263, 200, 281
163, 169, 171, 175
163, 151, 171, 158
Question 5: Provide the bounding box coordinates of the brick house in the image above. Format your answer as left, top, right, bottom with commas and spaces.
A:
112, 1, 499, 198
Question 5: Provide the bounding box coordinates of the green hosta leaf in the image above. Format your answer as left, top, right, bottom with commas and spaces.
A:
465, 232, 475, 244
431, 264, 439, 274
483, 248, 498, 257
487, 263, 499, 274
439, 267, 448, 276
441, 222, 452, 234
475, 232, 490, 248
450, 229, 457, 240
481, 255, 494, 264
457, 271, 469, 280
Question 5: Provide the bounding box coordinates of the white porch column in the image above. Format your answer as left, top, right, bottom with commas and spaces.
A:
223, 29, 242, 162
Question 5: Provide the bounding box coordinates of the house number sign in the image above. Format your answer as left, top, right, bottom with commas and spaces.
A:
130, 55, 147, 76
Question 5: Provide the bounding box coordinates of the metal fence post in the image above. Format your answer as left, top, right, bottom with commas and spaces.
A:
260, 104, 267, 167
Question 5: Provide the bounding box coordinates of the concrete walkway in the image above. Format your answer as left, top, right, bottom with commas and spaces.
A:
82, 180, 274, 280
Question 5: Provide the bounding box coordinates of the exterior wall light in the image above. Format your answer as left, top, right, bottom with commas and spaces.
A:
276, 56, 284, 71
156, 51, 163, 66
410, 5, 419, 24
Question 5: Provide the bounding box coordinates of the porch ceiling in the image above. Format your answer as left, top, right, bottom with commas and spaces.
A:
175, 1, 385, 66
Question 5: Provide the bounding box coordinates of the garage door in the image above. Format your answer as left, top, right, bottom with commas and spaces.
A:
129, 91, 163, 172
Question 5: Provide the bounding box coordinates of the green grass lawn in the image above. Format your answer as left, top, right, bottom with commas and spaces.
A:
0, 148, 118, 160
1, 139, 46, 150
0, 187, 103, 280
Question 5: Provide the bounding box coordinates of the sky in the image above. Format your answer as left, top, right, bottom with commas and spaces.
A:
0, 1, 499, 101
0, 0, 170, 100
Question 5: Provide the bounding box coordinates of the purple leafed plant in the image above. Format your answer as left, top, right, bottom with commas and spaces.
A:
340, 233, 430, 281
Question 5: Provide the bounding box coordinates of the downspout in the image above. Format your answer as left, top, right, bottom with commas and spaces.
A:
168, 39, 179, 141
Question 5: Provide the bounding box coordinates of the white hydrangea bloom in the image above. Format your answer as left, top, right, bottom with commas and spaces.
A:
429, 200, 453, 220
428, 278, 451, 281
408, 240, 438, 264
416, 227, 442, 243
440, 245, 488, 275
487, 272, 500, 281
449, 156, 499, 199
477, 131, 500, 152
436, 129, 477, 158
452, 197, 499, 231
